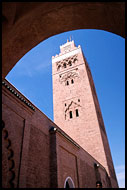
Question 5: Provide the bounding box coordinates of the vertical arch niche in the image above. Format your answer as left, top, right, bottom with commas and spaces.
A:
64, 176, 75, 188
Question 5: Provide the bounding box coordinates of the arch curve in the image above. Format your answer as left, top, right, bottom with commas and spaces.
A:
64, 176, 75, 188
2, 2, 125, 78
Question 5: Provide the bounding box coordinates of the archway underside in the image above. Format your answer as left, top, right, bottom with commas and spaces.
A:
2, 2, 125, 78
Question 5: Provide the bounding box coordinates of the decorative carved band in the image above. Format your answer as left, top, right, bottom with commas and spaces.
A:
56, 54, 78, 71
59, 70, 79, 83
2, 81, 35, 111
65, 100, 81, 113
2, 120, 15, 188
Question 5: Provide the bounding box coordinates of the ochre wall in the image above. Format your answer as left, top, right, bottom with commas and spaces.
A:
2, 2, 125, 79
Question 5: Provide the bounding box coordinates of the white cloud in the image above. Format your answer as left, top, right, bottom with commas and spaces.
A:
115, 165, 125, 188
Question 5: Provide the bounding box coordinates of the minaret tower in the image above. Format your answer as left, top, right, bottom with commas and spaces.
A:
52, 39, 118, 188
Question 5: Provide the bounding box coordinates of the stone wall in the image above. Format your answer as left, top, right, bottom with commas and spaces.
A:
2, 79, 51, 188
52, 41, 118, 188
50, 127, 111, 188
2, 79, 112, 188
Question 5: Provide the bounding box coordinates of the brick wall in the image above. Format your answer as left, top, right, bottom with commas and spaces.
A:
2, 79, 115, 188
52, 128, 111, 188
2, 80, 51, 188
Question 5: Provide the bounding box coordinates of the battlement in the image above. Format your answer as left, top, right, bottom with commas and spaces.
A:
52, 39, 81, 60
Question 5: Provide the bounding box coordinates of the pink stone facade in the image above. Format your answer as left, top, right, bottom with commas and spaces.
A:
52, 39, 118, 188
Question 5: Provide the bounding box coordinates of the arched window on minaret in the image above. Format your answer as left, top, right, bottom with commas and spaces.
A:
76, 109, 79, 117
66, 81, 69, 86
68, 60, 72, 66
63, 63, 66, 68
71, 79, 74, 84
69, 111, 73, 119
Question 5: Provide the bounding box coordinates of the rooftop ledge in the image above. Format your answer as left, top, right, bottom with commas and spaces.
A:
52, 45, 81, 59
2, 80, 35, 111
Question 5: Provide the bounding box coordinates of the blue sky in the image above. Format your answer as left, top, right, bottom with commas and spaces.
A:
6, 29, 125, 188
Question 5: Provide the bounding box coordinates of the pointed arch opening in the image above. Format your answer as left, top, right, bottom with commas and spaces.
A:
64, 176, 75, 188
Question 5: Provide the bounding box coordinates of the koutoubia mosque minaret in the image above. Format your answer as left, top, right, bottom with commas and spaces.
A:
52, 38, 118, 188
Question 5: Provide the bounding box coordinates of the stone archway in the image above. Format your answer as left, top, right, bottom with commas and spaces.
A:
64, 176, 75, 188
2, 2, 125, 79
